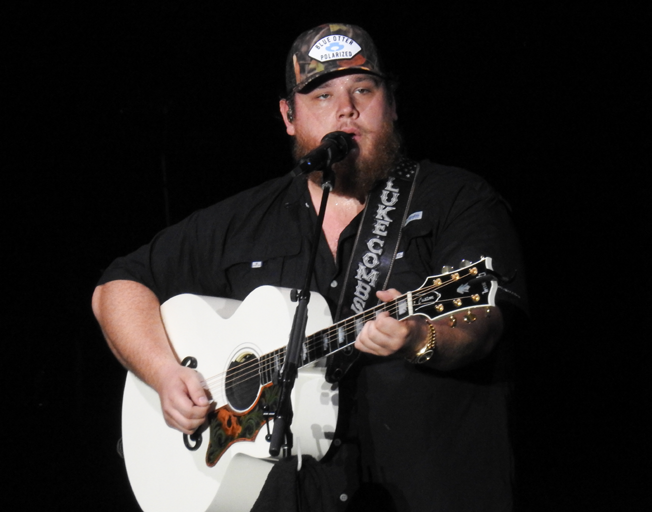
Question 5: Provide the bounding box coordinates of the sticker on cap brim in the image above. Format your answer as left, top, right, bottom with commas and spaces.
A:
308, 35, 362, 63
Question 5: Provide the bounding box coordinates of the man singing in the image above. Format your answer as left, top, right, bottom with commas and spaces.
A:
93, 23, 526, 511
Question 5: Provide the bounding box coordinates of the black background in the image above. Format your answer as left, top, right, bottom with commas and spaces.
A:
6, 2, 647, 510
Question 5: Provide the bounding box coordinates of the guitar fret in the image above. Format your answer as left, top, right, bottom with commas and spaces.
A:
345, 317, 358, 346
327, 326, 338, 354
260, 352, 271, 385
307, 333, 324, 363
273, 350, 282, 378
355, 316, 364, 337
337, 325, 346, 347
397, 297, 408, 317
264, 342, 330, 381
301, 340, 308, 364
322, 332, 329, 355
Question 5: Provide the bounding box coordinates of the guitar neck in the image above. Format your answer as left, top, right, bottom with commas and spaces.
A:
260, 300, 402, 385
258, 257, 497, 386
258, 295, 411, 385
309, 297, 410, 361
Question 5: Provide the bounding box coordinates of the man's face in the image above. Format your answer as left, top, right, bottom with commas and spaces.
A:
280, 73, 400, 197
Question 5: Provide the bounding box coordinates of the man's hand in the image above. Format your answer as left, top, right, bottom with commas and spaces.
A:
354, 289, 429, 358
93, 280, 211, 434
354, 288, 504, 369
153, 364, 211, 435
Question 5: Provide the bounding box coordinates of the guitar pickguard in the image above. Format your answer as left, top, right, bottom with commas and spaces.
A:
206, 384, 279, 466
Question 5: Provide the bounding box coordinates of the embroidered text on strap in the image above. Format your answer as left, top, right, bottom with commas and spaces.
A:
335, 157, 420, 322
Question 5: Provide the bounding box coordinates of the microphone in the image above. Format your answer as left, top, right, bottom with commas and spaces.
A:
295, 131, 354, 174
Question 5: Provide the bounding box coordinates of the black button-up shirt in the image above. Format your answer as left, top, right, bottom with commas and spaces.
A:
100, 160, 527, 511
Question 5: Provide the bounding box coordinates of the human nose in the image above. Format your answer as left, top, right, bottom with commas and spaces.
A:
336, 93, 359, 120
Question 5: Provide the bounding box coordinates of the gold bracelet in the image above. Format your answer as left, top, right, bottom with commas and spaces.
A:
408, 321, 436, 364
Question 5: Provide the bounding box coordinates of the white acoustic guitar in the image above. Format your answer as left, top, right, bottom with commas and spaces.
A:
121, 258, 498, 511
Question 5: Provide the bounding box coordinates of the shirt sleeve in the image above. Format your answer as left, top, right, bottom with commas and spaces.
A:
96, 204, 232, 303
391, 161, 528, 314
96, 173, 301, 304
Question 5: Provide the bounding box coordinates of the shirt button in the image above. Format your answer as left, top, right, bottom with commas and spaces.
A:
339, 494, 348, 502
330, 280, 338, 288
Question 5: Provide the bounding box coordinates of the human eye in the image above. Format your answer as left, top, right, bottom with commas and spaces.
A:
354, 80, 378, 95
308, 88, 331, 101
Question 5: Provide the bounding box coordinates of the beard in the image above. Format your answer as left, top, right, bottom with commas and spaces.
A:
292, 120, 402, 201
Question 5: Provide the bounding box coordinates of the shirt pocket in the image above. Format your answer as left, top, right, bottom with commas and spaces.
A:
222, 237, 302, 300
389, 220, 435, 293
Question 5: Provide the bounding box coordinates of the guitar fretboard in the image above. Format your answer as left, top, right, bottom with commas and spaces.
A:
257, 295, 412, 385
255, 258, 495, 387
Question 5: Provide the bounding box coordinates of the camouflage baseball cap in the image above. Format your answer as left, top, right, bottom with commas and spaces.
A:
285, 23, 386, 94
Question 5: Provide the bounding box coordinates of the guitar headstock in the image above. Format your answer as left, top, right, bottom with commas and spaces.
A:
407, 257, 499, 322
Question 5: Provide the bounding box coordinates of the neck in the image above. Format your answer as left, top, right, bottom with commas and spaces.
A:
307, 179, 365, 259
307, 179, 365, 217
307, 170, 372, 204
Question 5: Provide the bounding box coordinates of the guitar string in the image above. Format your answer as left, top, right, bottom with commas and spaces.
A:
203, 295, 481, 402
200, 296, 396, 397
200, 278, 482, 399
200, 281, 440, 393
202, 289, 480, 400
200, 277, 481, 399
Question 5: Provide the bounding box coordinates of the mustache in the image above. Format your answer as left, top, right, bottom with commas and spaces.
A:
293, 121, 402, 200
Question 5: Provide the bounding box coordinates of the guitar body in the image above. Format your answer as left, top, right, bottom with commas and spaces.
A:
121, 258, 499, 511
122, 286, 338, 512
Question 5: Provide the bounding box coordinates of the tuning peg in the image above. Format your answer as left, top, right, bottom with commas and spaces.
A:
464, 312, 477, 323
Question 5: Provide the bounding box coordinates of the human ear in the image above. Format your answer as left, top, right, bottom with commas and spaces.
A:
279, 99, 296, 136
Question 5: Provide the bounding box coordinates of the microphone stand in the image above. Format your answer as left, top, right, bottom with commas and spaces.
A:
268, 162, 336, 460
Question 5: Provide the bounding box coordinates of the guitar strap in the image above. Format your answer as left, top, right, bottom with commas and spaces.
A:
325, 157, 420, 383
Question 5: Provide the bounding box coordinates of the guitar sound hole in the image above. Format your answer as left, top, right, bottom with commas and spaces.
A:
225, 353, 260, 411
